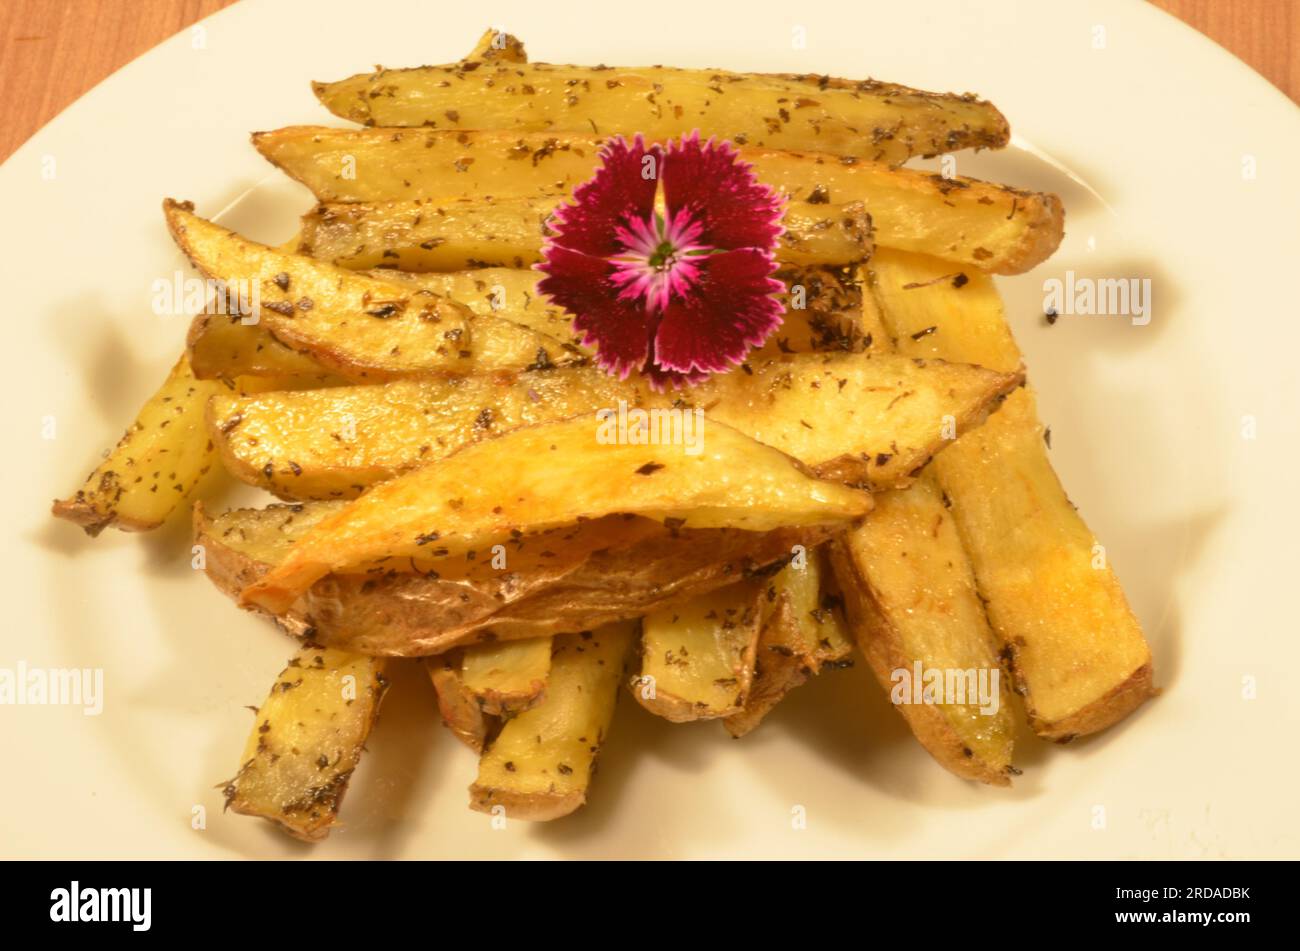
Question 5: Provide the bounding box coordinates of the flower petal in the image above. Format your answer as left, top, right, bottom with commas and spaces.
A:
544, 135, 662, 258
535, 247, 655, 379
650, 248, 785, 376
662, 132, 785, 251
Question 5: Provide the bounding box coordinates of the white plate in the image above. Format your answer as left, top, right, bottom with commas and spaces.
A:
3, 0, 1298, 859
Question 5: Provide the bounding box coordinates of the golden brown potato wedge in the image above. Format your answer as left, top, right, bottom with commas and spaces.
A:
723, 546, 853, 737
298, 196, 871, 271
313, 59, 1007, 164
241, 416, 873, 615
204, 349, 1021, 500
207, 351, 1022, 500
187, 313, 340, 385
223, 643, 389, 842
253, 127, 1060, 274
51, 352, 224, 535
165, 201, 581, 382
634, 579, 766, 722
470, 623, 636, 821
830, 474, 1017, 785
196, 501, 838, 655
869, 248, 1154, 740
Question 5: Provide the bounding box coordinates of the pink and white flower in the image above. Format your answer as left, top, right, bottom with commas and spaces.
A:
537, 132, 786, 388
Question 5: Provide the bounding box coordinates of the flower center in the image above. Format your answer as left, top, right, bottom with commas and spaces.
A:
609, 207, 711, 313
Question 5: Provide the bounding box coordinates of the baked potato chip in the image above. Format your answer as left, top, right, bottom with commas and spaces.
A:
165, 201, 579, 381
831, 474, 1017, 785
223, 643, 389, 841
196, 502, 837, 655
298, 196, 871, 271
253, 127, 1061, 274
869, 248, 1154, 740
470, 623, 636, 821
634, 579, 766, 722
207, 351, 1022, 500
313, 61, 1007, 164
241, 416, 873, 615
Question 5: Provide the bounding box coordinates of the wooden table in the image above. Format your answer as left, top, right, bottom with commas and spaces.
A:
0, 0, 1296, 162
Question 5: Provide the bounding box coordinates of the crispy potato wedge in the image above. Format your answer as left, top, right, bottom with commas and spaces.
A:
723, 546, 853, 737
165, 201, 580, 382
253, 127, 1060, 274
223, 643, 389, 842
49, 352, 288, 535
196, 502, 837, 655
52, 352, 222, 535
314, 60, 1007, 164
208, 351, 1021, 500
635, 579, 766, 722
298, 196, 871, 271
470, 622, 636, 821
241, 416, 873, 614
870, 248, 1154, 740
831, 474, 1016, 785
425, 653, 492, 752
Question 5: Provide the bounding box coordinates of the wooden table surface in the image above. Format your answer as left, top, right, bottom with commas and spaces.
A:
0, 0, 1296, 162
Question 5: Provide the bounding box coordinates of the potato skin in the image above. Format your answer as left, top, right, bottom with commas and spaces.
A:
195, 502, 843, 656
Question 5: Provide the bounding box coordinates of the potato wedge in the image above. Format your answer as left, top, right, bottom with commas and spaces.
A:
241, 416, 873, 615
196, 502, 836, 655
51, 352, 254, 535
869, 248, 1154, 740
207, 351, 1021, 500
298, 196, 871, 271
425, 637, 551, 750
223, 643, 389, 842
470, 622, 636, 821
253, 127, 1061, 274
460, 637, 552, 716
723, 547, 853, 737
635, 579, 766, 722
165, 200, 580, 381
425, 653, 492, 752
187, 313, 340, 385
831, 474, 1016, 784
313, 60, 1007, 164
